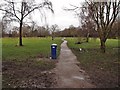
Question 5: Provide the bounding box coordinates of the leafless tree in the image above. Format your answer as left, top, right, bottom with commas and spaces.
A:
86, 0, 120, 53
50, 24, 59, 40
22, 24, 30, 37
11, 26, 19, 37
64, 3, 93, 42
80, 3, 96, 42
36, 26, 49, 37
65, 0, 120, 53
0, 0, 54, 46
30, 21, 36, 32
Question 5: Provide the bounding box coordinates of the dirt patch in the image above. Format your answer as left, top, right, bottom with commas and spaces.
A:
77, 63, 119, 88
2, 58, 57, 88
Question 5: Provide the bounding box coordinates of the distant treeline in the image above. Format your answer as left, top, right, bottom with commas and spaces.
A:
2, 22, 119, 38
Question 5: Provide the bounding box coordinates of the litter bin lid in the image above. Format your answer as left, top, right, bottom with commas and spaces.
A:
52, 44, 57, 46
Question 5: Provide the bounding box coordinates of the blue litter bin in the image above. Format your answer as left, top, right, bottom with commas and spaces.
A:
51, 44, 57, 59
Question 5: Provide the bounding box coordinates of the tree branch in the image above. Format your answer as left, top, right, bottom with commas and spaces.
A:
23, 6, 39, 19
0, 8, 20, 21
12, 2, 20, 21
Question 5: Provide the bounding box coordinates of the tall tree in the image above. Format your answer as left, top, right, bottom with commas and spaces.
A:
0, 0, 53, 46
80, 5, 96, 42
64, 3, 95, 42
86, 0, 120, 53
66, 1, 120, 53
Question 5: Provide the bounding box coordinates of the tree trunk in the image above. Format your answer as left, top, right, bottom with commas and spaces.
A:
52, 36, 54, 40
100, 39, 106, 53
86, 32, 89, 42
19, 21, 23, 46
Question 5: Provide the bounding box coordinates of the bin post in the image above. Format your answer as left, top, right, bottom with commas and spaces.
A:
51, 44, 57, 59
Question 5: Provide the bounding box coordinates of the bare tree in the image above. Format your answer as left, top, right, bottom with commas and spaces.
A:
50, 24, 59, 40
30, 21, 36, 32
0, 0, 54, 46
22, 24, 30, 37
64, 3, 93, 42
11, 26, 19, 37
65, 0, 120, 53
86, 0, 120, 53
80, 5, 96, 42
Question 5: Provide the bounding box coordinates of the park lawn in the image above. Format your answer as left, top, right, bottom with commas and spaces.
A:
2, 37, 62, 88
66, 37, 119, 88
2, 37, 62, 61
66, 37, 119, 49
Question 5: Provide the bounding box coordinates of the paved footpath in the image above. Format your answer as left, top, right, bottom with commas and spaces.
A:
54, 40, 95, 88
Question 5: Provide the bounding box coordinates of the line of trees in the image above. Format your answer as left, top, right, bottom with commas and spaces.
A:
2, 25, 50, 37
55, 24, 119, 38
1, 21, 119, 39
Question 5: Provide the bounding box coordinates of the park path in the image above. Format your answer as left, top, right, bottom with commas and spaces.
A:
54, 40, 95, 88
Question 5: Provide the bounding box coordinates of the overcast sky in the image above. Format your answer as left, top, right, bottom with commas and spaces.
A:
44, 0, 85, 30
32, 0, 85, 30
0, 0, 85, 30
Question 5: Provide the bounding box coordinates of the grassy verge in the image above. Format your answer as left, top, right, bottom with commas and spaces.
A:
66, 37, 119, 88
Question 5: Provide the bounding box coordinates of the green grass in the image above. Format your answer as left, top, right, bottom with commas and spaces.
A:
66, 37, 119, 49
2, 37, 62, 61
66, 37, 119, 87
66, 37, 119, 69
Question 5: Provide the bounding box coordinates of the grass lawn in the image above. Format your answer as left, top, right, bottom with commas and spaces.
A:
2, 37, 62, 61
2, 37, 62, 88
66, 37, 119, 88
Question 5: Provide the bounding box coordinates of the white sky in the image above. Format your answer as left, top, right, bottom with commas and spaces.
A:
32, 0, 85, 30
0, 0, 85, 30
44, 0, 85, 30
